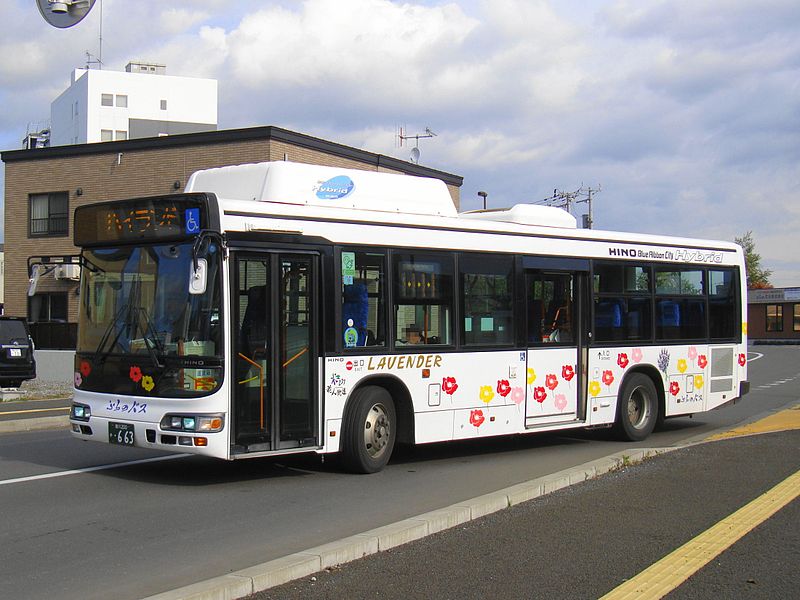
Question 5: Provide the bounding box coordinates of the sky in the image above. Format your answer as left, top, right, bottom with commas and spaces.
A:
1, 0, 798, 285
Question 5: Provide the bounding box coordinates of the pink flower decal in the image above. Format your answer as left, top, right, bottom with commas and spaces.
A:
617, 353, 629, 369
497, 379, 511, 397
632, 348, 643, 364
129, 365, 143, 383
697, 355, 708, 369
511, 387, 525, 405
602, 370, 614, 387
669, 381, 680, 396
80, 360, 92, 377
688, 346, 698, 361
442, 377, 458, 395
562, 365, 575, 382
554, 394, 568, 411
74, 372, 82, 388
738, 353, 747, 367
469, 409, 485, 428
534, 387, 547, 404
545, 374, 559, 391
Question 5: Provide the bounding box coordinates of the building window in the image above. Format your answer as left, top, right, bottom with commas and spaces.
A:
115, 94, 128, 108
766, 304, 783, 332
794, 304, 800, 332
160, 99, 167, 110
28, 293, 68, 322
115, 130, 128, 141
29, 192, 68, 237
101, 129, 113, 142
101, 93, 113, 106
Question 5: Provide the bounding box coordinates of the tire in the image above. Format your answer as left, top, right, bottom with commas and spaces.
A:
613, 373, 658, 442
341, 386, 396, 474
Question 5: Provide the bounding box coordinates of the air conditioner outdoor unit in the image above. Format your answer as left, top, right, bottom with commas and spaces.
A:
54, 264, 81, 280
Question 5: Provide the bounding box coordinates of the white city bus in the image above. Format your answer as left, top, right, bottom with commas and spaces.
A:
69, 161, 749, 472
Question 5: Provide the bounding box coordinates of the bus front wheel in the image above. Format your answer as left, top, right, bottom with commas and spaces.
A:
613, 373, 658, 442
341, 386, 396, 474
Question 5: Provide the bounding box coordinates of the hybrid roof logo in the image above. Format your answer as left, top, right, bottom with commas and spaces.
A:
315, 175, 355, 200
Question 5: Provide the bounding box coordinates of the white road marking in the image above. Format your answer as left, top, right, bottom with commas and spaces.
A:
747, 352, 763, 362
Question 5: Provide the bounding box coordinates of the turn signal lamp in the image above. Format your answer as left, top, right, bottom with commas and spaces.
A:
161, 413, 224, 433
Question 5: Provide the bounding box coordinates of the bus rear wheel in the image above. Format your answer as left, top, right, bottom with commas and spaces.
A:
341, 386, 396, 474
613, 373, 658, 442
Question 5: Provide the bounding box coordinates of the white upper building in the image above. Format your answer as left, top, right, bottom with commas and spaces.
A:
50, 61, 217, 146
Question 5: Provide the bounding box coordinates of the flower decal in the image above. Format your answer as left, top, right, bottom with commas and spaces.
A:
479, 385, 495, 404
694, 375, 704, 389
669, 381, 680, 396
632, 348, 643, 364
526, 368, 537, 385
469, 409, 485, 428
589, 381, 601, 397
74, 372, 82, 388
511, 387, 525, 405
602, 370, 614, 387
129, 365, 143, 383
562, 365, 575, 382
738, 353, 747, 367
545, 374, 559, 391
442, 377, 458, 396
617, 353, 629, 369
534, 387, 547, 404
497, 379, 511, 398
141, 375, 155, 392
697, 355, 708, 369
688, 346, 698, 361
79, 360, 92, 377
677, 359, 687, 374
554, 394, 568, 412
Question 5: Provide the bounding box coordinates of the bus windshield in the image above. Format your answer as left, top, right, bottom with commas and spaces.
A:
75, 241, 223, 397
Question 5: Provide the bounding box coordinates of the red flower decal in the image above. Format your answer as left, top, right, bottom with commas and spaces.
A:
545, 374, 559, 391
697, 355, 708, 369
602, 370, 614, 387
534, 387, 547, 403
129, 365, 143, 383
442, 377, 458, 395
497, 379, 511, 397
80, 360, 92, 377
562, 365, 575, 382
738, 353, 747, 367
469, 409, 485, 428
670, 381, 680, 396
617, 353, 629, 369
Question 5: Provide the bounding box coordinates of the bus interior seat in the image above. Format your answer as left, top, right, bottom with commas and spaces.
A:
595, 299, 623, 339
343, 283, 369, 347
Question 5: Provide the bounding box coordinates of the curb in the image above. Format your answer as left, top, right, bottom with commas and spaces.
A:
0, 415, 69, 434
142, 447, 674, 600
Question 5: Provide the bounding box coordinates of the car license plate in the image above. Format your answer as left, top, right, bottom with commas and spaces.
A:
8, 348, 21, 357
109, 422, 135, 446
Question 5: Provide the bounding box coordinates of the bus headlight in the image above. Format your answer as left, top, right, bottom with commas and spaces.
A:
71, 403, 91, 421
161, 413, 224, 433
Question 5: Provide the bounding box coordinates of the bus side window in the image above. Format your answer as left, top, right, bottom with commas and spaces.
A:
341, 250, 386, 348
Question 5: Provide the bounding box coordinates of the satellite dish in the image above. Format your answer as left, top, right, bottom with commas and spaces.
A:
37, 0, 96, 29
410, 147, 421, 163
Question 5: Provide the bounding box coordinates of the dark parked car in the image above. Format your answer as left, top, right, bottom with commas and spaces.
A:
0, 317, 36, 388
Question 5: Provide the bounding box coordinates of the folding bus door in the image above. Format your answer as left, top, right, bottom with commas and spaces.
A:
232, 252, 318, 454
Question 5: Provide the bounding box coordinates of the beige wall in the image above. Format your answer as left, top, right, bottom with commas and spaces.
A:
3, 132, 461, 321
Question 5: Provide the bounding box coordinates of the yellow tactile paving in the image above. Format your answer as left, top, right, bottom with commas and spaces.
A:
707, 404, 800, 441
601, 469, 800, 599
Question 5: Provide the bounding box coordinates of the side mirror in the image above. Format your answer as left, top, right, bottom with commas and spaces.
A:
189, 258, 208, 295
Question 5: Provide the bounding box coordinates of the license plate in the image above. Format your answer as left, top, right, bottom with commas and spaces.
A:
8, 348, 21, 357
109, 422, 135, 446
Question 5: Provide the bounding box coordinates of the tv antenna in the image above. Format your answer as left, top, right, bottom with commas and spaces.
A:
397, 126, 437, 164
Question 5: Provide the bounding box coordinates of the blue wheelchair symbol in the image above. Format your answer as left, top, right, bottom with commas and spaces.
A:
185, 208, 200, 234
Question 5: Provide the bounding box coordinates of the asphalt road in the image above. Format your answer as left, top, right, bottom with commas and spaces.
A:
0, 345, 797, 600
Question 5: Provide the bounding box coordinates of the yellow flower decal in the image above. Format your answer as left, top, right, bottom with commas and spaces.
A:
589, 381, 601, 397
141, 375, 155, 392
742, 322, 748, 335
677, 359, 687, 374
479, 385, 495, 404
694, 375, 704, 390
526, 368, 536, 385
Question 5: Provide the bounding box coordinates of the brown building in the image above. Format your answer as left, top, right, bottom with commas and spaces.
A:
747, 287, 800, 342
1, 126, 462, 347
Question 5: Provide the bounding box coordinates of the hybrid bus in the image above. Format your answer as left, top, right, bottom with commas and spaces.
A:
69, 161, 749, 472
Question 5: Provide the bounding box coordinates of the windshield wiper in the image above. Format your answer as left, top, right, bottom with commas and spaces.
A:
93, 303, 130, 365
133, 306, 166, 368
